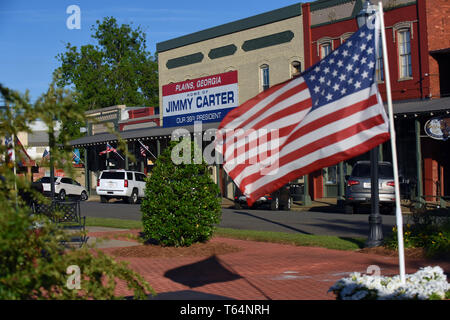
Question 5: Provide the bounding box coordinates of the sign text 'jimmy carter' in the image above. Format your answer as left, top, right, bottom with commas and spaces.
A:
162, 71, 238, 127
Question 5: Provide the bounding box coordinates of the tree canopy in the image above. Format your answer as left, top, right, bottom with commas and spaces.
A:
56, 17, 159, 111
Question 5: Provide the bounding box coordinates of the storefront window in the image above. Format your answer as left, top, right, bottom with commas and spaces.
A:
323, 165, 338, 185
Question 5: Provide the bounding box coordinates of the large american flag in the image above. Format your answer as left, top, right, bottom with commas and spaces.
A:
216, 15, 390, 206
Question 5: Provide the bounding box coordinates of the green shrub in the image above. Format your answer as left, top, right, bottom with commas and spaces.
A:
385, 208, 450, 258
141, 140, 221, 247
0, 83, 154, 300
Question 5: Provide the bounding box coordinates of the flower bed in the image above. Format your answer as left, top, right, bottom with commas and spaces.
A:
329, 266, 450, 300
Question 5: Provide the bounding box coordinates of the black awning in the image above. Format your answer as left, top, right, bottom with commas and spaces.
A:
70, 122, 222, 147
387, 97, 450, 117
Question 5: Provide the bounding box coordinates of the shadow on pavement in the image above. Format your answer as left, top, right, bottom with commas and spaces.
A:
233, 210, 313, 235
164, 255, 242, 288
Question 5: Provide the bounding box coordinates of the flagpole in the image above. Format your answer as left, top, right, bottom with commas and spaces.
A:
139, 140, 156, 159
378, 2, 406, 283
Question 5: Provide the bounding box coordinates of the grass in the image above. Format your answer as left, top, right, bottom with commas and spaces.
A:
85, 217, 366, 251
85, 217, 143, 230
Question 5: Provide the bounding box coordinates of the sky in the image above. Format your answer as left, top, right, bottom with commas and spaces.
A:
0, 0, 303, 103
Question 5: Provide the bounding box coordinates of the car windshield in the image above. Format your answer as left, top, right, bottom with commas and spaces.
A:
351, 163, 393, 178
38, 177, 58, 183
100, 172, 125, 180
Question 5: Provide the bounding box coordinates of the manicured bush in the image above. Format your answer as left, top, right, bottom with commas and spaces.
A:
141, 140, 221, 247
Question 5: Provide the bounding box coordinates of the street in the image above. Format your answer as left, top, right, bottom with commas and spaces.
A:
80, 200, 405, 239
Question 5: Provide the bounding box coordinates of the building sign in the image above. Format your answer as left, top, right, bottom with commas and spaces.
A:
424, 117, 450, 141
162, 71, 238, 127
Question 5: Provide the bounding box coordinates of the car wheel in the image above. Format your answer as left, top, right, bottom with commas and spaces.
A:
129, 189, 138, 204
285, 197, 292, 211
59, 189, 66, 201
270, 197, 279, 211
100, 196, 109, 203
80, 191, 88, 201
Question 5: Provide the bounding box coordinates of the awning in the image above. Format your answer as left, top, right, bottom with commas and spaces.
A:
71, 97, 450, 147
389, 97, 450, 117
70, 122, 221, 147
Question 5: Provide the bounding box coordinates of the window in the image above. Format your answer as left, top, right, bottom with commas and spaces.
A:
323, 166, 338, 185
100, 172, 124, 180
320, 43, 332, 59
317, 37, 333, 58
127, 172, 133, 180
398, 29, 412, 79
376, 39, 384, 82
61, 178, 72, 184
260, 64, 270, 91
291, 61, 301, 78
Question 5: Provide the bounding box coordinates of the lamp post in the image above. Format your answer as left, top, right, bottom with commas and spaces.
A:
357, 0, 383, 247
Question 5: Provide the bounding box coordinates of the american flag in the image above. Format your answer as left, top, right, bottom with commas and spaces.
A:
140, 145, 146, 157
42, 149, 50, 160
99, 143, 124, 160
5, 136, 14, 161
99, 143, 116, 156
216, 14, 390, 206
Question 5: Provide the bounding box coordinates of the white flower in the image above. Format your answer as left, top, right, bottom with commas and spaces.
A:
329, 266, 449, 300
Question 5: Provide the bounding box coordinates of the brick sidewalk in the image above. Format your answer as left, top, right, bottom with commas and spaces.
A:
92, 230, 450, 300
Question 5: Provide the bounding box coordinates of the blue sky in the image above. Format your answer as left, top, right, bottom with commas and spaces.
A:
0, 0, 302, 103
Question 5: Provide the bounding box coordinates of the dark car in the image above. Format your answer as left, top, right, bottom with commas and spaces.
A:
344, 161, 395, 214
0, 174, 44, 206
234, 184, 292, 211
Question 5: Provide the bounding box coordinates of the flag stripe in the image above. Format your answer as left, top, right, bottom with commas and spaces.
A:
220, 77, 305, 129
224, 87, 379, 170
234, 113, 388, 187
247, 133, 390, 201
241, 124, 390, 197
237, 81, 309, 129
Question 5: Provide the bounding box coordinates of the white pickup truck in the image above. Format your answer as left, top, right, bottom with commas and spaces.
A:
96, 170, 147, 204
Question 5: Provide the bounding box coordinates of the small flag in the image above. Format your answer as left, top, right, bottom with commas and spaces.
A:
5, 136, 14, 162
42, 149, 50, 160
99, 143, 124, 160
215, 14, 389, 206
138, 140, 156, 159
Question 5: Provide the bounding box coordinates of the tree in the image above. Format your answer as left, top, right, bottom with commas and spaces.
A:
56, 17, 159, 111
0, 83, 154, 299
141, 140, 222, 247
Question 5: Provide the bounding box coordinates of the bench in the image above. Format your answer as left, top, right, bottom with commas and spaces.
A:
33, 200, 88, 247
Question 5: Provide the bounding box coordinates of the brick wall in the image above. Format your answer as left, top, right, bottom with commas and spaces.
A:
425, 0, 450, 98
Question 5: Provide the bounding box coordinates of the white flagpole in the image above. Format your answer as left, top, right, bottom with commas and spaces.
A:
378, 2, 406, 283
138, 140, 157, 159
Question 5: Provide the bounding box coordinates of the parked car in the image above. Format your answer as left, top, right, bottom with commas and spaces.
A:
96, 170, 147, 204
234, 184, 292, 211
37, 176, 88, 201
344, 161, 395, 214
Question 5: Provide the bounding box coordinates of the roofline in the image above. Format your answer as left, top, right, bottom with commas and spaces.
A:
156, 3, 303, 53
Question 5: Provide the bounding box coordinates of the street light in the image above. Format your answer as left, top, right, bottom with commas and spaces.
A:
357, 0, 383, 247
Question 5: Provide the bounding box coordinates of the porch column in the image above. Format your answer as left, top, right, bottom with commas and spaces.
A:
338, 162, 345, 205
125, 143, 129, 170
301, 175, 312, 206
415, 119, 424, 205
84, 147, 90, 194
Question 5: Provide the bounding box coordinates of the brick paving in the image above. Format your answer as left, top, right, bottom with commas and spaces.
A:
91, 230, 450, 300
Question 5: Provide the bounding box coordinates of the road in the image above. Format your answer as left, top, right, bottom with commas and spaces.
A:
80, 200, 406, 239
